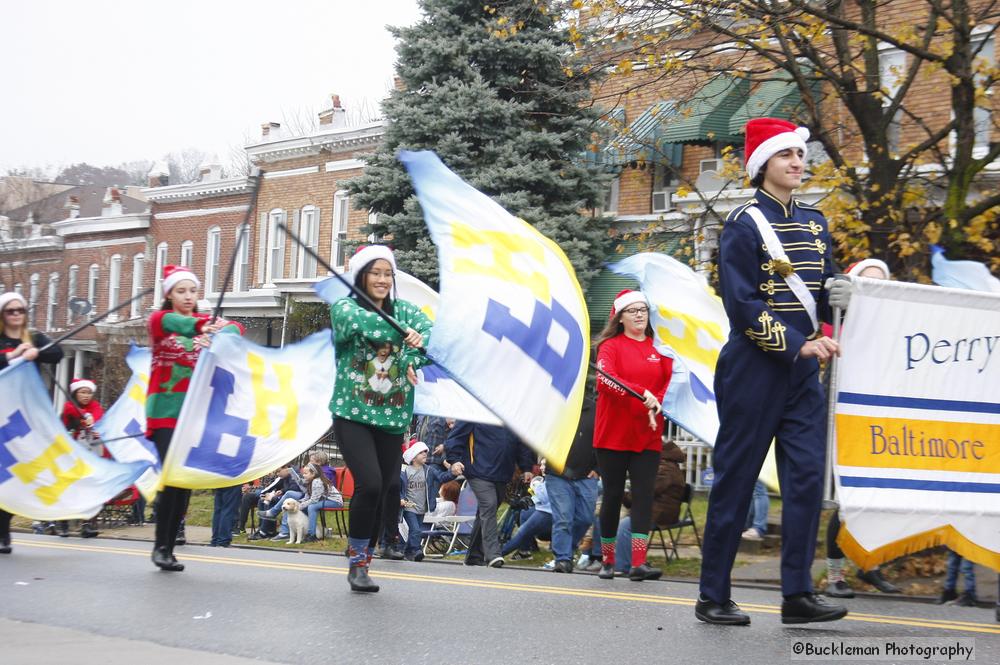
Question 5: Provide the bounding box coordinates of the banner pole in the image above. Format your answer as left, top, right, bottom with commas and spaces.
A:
823, 304, 844, 509
40, 287, 155, 352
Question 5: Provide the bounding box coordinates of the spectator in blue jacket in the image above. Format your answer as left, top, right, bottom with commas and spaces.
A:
446, 422, 535, 567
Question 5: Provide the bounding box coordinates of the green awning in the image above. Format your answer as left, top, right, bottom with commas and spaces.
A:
728, 74, 807, 135
603, 102, 684, 166
658, 75, 750, 145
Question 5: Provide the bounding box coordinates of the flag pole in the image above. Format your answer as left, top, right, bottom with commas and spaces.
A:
40, 287, 155, 352
276, 221, 412, 340
590, 362, 650, 403
823, 303, 845, 509
211, 167, 263, 321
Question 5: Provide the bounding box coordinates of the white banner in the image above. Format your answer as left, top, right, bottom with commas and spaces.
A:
834, 278, 1000, 571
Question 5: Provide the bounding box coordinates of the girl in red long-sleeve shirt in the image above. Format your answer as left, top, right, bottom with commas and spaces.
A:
593, 289, 672, 581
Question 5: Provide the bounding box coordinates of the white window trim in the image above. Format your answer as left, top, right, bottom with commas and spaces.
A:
297, 206, 320, 279
47, 273, 59, 330
67, 265, 79, 325
234, 225, 251, 293
331, 192, 350, 270
266, 209, 287, 285
28, 274, 40, 329
154, 242, 168, 304
206, 226, 222, 295
180, 240, 194, 268
87, 265, 99, 317
108, 254, 122, 322
130, 254, 145, 319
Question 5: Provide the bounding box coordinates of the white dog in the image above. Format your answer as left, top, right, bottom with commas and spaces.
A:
282, 498, 309, 545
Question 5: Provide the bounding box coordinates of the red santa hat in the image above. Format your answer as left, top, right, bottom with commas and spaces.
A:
611, 289, 648, 318
402, 437, 429, 464
69, 378, 96, 394
349, 245, 396, 283
846, 258, 891, 279
0, 292, 27, 312
744, 117, 810, 181
161, 264, 200, 296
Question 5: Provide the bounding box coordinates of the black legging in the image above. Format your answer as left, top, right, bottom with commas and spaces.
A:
0, 509, 11, 540
595, 448, 660, 538
827, 510, 844, 559
239, 490, 260, 531
334, 418, 403, 546
150, 429, 191, 553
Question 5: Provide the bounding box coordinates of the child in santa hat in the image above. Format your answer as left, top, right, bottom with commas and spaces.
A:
146, 265, 244, 572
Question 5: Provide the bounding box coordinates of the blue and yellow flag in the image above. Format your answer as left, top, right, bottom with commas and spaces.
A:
161, 331, 336, 489
0, 361, 151, 520
399, 150, 589, 469
94, 344, 161, 500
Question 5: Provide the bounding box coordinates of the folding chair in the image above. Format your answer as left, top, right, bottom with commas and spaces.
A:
421, 481, 477, 558
319, 466, 354, 539
652, 483, 702, 561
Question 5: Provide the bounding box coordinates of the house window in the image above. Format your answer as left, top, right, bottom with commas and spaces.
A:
974, 36, 995, 157
14, 283, 22, 295
87, 265, 99, 316
332, 192, 350, 268
28, 274, 40, 328
297, 206, 319, 278
206, 227, 221, 293
180, 240, 194, 268
235, 225, 251, 292
878, 48, 906, 156
603, 175, 621, 214
47, 273, 59, 330
267, 209, 286, 283
108, 254, 122, 321
154, 242, 168, 303
131, 254, 145, 318
67, 265, 78, 325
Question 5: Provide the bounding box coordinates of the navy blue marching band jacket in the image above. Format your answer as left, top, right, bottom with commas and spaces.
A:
718, 188, 837, 361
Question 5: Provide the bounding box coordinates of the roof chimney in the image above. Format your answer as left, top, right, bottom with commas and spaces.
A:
199, 162, 223, 182
147, 161, 169, 188
102, 188, 123, 216
318, 93, 347, 128
64, 195, 80, 219
261, 121, 281, 138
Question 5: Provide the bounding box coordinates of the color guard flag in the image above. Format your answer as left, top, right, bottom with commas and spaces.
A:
834, 278, 1000, 571
161, 331, 336, 489
94, 344, 161, 500
398, 150, 589, 470
0, 361, 151, 520
931, 244, 1000, 293
610, 252, 729, 445
313, 272, 501, 425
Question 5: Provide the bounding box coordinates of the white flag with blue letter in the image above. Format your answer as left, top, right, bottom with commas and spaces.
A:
0, 361, 151, 519
161, 331, 335, 489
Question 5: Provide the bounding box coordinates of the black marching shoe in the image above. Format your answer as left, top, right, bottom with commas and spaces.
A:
553, 559, 574, 573
695, 595, 751, 625
0, 535, 11, 554
825, 580, 855, 598
80, 523, 100, 539
597, 563, 615, 579
856, 568, 901, 593
934, 588, 958, 605
151, 546, 185, 572
781, 593, 848, 624
628, 563, 663, 581
58, 521, 70, 538
347, 563, 380, 592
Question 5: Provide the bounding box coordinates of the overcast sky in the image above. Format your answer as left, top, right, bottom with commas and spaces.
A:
0, 0, 421, 175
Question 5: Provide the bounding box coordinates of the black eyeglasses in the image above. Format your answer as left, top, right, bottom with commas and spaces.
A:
2, 308, 26, 315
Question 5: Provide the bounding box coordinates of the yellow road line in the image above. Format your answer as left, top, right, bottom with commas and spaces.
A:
17, 540, 1000, 635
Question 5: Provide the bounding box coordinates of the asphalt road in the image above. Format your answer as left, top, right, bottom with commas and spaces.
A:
1, 534, 997, 664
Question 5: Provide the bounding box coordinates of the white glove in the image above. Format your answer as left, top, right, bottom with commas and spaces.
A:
825, 276, 852, 309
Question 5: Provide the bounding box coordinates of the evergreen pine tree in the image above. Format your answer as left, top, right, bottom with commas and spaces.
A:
348, 0, 610, 289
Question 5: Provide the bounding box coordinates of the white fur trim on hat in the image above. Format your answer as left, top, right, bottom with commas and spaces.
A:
746, 126, 810, 181
0, 292, 28, 312
162, 267, 200, 296
70, 379, 96, 394
613, 291, 647, 316
349, 245, 396, 283
403, 440, 428, 464
847, 258, 891, 279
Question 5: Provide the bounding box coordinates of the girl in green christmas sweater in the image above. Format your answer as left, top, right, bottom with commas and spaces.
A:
330, 245, 432, 592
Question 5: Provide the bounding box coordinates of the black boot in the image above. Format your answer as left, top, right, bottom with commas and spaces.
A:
628, 563, 663, 581
152, 546, 184, 572
0, 534, 10, 554
80, 522, 99, 538
175, 521, 186, 546
58, 521, 70, 537
347, 546, 380, 592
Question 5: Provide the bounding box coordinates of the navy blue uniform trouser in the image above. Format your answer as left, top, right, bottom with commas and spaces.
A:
699, 339, 827, 602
